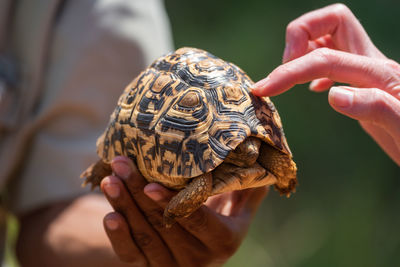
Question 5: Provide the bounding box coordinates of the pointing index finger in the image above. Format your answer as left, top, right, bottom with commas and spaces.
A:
252, 48, 388, 97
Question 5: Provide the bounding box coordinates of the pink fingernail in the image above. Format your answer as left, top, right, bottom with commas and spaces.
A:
251, 76, 270, 93
146, 191, 164, 202
144, 184, 165, 202
309, 80, 319, 91
329, 87, 354, 108
105, 218, 119, 231
112, 161, 131, 179
104, 183, 120, 199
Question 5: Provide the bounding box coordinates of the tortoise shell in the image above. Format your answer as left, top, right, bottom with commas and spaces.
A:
96, 47, 296, 191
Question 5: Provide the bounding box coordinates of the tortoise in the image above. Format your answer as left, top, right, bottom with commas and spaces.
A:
81, 47, 297, 226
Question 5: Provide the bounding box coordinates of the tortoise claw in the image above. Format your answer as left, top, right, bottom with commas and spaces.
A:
161, 173, 212, 227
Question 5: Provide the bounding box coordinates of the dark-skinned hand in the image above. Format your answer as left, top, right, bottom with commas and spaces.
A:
100, 156, 268, 267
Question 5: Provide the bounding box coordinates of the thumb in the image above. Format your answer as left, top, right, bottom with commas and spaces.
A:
230, 186, 269, 218
328, 86, 400, 137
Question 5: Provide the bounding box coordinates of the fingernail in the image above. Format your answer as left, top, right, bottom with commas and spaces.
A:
147, 191, 164, 202
144, 190, 164, 202
309, 80, 319, 91
283, 43, 291, 63
329, 87, 354, 108
144, 184, 164, 202
251, 76, 270, 93
112, 161, 131, 179
104, 182, 120, 199
105, 218, 119, 231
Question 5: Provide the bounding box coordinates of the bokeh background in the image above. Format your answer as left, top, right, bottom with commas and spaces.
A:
164, 1, 400, 266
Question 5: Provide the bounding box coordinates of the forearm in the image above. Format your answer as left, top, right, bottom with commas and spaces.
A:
16, 194, 130, 267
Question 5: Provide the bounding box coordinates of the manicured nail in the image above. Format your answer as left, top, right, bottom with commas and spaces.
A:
105, 218, 119, 231
329, 87, 354, 108
112, 161, 131, 179
104, 182, 120, 199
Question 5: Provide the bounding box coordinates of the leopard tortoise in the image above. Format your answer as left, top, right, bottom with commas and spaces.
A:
81, 47, 297, 226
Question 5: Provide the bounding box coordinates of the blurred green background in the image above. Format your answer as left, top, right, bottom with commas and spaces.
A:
165, 1, 400, 267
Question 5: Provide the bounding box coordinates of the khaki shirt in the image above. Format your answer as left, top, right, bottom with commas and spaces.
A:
0, 0, 173, 215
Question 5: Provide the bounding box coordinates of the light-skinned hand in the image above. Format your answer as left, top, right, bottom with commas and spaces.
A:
252, 3, 400, 165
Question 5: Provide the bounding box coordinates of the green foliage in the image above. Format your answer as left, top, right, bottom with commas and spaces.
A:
165, 1, 400, 266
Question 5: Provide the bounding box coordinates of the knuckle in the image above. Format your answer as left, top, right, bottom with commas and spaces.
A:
366, 89, 392, 122
371, 89, 387, 108
132, 231, 153, 248
384, 59, 400, 83
286, 21, 297, 34
285, 20, 308, 38
311, 48, 336, 73
312, 47, 333, 59
384, 59, 400, 72
331, 4, 356, 25
331, 3, 350, 14
145, 209, 164, 228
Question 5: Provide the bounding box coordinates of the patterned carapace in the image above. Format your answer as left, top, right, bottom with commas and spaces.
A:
96, 47, 294, 190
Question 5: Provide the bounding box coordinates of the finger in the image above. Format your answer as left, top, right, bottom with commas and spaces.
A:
101, 176, 176, 265
112, 157, 189, 232
206, 189, 264, 218
103, 212, 147, 265
308, 35, 335, 51
283, 3, 383, 63
328, 86, 400, 152
306, 35, 336, 55
204, 192, 234, 214
111, 157, 167, 229
112, 157, 209, 261
229, 186, 269, 218
144, 183, 176, 203
309, 78, 335, 92
252, 49, 390, 97
360, 121, 400, 165
145, 183, 245, 251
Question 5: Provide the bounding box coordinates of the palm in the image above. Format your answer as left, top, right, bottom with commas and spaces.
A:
101, 157, 268, 266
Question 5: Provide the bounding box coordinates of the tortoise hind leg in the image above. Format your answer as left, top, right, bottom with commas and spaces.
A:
257, 143, 297, 196
80, 160, 112, 189
211, 162, 277, 195
163, 172, 212, 227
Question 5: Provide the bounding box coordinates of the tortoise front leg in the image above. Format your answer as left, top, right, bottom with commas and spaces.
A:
163, 172, 212, 227
80, 159, 112, 189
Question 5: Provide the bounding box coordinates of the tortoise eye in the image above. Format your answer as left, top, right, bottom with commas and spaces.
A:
178, 91, 200, 108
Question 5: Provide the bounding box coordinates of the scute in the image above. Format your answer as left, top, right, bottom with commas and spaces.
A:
97, 47, 293, 188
